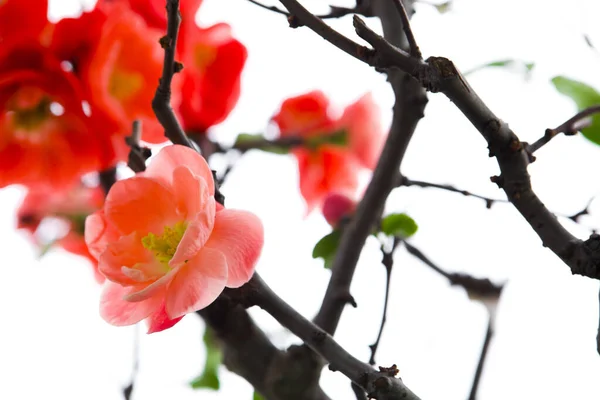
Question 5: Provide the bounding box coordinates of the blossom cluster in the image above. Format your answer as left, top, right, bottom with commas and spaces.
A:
2, 0, 385, 332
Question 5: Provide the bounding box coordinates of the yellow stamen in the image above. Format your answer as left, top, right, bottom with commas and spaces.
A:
141, 222, 187, 266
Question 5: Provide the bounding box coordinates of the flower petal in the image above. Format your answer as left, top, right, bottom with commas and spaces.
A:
146, 300, 184, 334
165, 247, 227, 319
205, 209, 263, 288
169, 167, 216, 267
144, 145, 215, 196
105, 176, 178, 235
340, 93, 384, 170
124, 268, 176, 302
99, 281, 161, 326
98, 231, 160, 285
85, 210, 120, 260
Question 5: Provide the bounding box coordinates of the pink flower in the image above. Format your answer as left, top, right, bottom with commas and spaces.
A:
85, 145, 264, 333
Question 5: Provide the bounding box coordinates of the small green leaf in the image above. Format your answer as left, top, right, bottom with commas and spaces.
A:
253, 392, 265, 400
190, 328, 222, 390
380, 213, 418, 238
463, 59, 535, 77
551, 76, 600, 145
312, 229, 341, 269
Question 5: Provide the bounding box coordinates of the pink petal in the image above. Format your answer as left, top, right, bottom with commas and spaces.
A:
99, 281, 161, 326
146, 300, 184, 334
165, 247, 228, 319
98, 231, 158, 285
340, 93, 384, 170
144, 145, 215, 196
172, 165, 210, 218
124, 269, 176, 302
169, 166, 216, 267
205, 209, 264, 288
85, 210, 119, 260
105, 177, 179, 235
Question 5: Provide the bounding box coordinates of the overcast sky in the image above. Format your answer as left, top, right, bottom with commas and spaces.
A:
2, 0, 600, 399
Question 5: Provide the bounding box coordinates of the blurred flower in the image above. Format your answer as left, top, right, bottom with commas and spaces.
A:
17, 184, 106, 282
273, 91, 384, 211
85, 145, 263, 333
0, 41, 117, 188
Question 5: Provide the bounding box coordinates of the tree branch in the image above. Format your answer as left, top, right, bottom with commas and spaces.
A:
312, 0, 428, 336
98, 167, 117, 195
197, 294, 331, 400
152, 0, 193, 148
391, 0, 421, 58
247, 0, 373, 23
125, 120, 151, 173
399, 175, 506, 209
274, 4, 600, 279
403, 241, 504, 297
248, 274, 422, 400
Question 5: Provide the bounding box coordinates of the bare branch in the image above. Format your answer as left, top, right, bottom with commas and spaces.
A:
125, 120, 151, 173
399, 176, 506, 209
247, 0, 373, 24
369, 237, 401, 365
391, 0, 421, 58
527, 105, 600, 154
152, 0, 193, 148
313, 0, 428, 336
403, 241, 504, 297
248, 274, 422, 400
98, 167, 117, 195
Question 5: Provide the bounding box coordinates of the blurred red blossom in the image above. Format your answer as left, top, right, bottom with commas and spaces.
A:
17, 184, 106, 283
273, 91, 384, 212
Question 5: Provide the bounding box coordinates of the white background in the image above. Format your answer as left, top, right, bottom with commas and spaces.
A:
1, 0, 600, 399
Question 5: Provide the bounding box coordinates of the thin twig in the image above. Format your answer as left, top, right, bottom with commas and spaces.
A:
527, 105, 600, 154
597, 286, 600, 356
399, 176, 506, 209
391, 0, 421, 58
351, 382, 369, 400
247, 0, 372, 23
467, 314, 494, 400
98, 167, 117, 195
125, 120, 151, 173
369, 236, 401, 365
403, 241, 504, 297
152, 0, 193, 148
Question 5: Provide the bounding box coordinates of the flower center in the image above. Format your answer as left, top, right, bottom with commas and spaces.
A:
109, 69, 143, 101
141, 222, 187, 266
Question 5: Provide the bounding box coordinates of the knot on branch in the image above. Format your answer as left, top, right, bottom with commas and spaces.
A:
448, 273, 503, 298
419, 56, 458, 92
571, 234, 600, 279
378, 364, 399, 377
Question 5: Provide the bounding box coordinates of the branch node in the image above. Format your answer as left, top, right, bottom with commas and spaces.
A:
490, 175, 504, 188
378, 364, 400, 377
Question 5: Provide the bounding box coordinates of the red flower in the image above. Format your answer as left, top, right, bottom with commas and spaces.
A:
0, 41, 116, 188
98, 0, 203, 31
177, 22, 247, 133
322, 192, 357, 228
273, 91, 384, 211
17, 184, 106, 283
0, 0, 50, 42
81, 4, 168, 143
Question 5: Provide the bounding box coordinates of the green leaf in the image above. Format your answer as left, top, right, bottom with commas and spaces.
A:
312, 229, 341, 269
190, 328, 222, 390
380, 213, 418, 238
253, 392, 265, 400
551, 76, 600, 145
234, 133, 289, 154
463, 59, 535, 77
